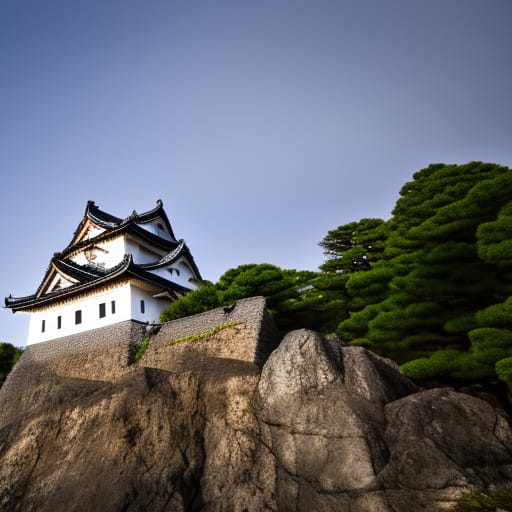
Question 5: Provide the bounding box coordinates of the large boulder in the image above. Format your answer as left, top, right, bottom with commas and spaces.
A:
0, 325, 276, 512
1, 326, 511, 511
256, 329, 512, 512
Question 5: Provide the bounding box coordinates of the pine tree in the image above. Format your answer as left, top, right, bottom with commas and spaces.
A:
338, 162, 512, 379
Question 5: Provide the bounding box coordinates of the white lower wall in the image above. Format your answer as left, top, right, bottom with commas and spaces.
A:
26, 282, 172, 345
129, 286, 168, 324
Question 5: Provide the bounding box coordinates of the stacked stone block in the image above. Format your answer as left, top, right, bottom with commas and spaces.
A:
0, 296, 280, 426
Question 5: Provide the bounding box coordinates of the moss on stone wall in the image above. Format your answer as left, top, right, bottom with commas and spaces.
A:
168, 321, 243, 346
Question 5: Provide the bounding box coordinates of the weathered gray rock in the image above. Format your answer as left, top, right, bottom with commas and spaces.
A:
256, 329, 512, 512
1, 326, 512, 511
0, 323, 277, 512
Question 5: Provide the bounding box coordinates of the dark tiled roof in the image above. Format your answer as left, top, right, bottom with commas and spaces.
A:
68, 199, 178, 249
5, 254, 191, 312
5, 200, 201, 312
139, 239, 202, 278
62, 222, 180, 258
87, 199, 174, 232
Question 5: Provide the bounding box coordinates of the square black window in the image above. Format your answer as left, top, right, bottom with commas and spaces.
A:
140, 299, 145, 314
75, 310, 82, 325
57, 316, 62, 329
99, 303, 106, 318
111, 300, 116, 314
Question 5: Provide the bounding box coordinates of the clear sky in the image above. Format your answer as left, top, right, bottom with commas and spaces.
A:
1, 0, 512, 347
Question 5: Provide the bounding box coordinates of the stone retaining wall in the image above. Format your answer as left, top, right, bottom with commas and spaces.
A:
148, 296, 280, 366
0, 296, 280, 424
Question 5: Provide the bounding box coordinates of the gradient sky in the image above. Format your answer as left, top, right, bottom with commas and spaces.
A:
1, 0, 512, 347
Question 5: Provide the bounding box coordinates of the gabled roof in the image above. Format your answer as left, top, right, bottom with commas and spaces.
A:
63, 221, 179, 258
5, 200, 202, 313
5, 254, 191, 312
69, 199, 178, 249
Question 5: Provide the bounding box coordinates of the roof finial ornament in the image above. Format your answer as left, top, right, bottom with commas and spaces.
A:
156, 199, 163, 207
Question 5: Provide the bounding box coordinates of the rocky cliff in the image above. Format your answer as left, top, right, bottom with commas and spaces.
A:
1, 307, 511, 511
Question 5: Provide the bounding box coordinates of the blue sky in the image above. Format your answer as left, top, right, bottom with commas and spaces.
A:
1, 0, 512, 347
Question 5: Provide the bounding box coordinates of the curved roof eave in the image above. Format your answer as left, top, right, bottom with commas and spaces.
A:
61, 222, 179, 258
139, 239, 202, 279
5, 255, 190, 312
132, 199, 177, 241
33, 254, 120, 299
68, 199, 177, 248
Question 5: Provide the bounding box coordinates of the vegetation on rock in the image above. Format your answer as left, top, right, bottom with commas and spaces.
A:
448, 487, 512, 511
168, 321, 243, 346
134, 337, 150, 361
161, 263, 346, 334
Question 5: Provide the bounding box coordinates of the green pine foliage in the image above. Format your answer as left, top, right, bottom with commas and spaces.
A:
330, 162, 512, 381
160, 161, 512, 383
319, 218, 388, 274
496, 357, 512, 381
160, 281, 220, 322
160, 263, 347, 334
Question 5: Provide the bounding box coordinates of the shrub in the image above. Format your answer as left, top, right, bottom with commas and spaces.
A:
0, 342, 23, 387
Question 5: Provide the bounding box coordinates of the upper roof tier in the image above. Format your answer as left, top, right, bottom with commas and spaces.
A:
68, 199, 178, 249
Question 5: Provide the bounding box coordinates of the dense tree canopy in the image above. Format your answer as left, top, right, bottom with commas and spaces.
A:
332, 162, 512, 381
161, 263, 346, 334
162, 161, 512, 383
319, 218, 388, 274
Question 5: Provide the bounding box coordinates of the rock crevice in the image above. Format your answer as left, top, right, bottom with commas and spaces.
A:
0, 327, 511, 511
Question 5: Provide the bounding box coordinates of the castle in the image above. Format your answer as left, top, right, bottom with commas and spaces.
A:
5, 200, 202, 345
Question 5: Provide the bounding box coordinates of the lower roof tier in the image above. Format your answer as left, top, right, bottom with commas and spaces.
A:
5, 254, 191, 313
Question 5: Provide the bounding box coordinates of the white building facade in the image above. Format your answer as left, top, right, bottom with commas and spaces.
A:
6, 200, 202, 345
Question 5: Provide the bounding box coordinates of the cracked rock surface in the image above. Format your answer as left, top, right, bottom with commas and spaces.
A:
1, 328, 512, 511
256, 329, 512, 512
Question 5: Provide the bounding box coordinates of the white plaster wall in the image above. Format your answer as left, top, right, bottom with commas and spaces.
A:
70, 252, 88, 266
129, 285, 170, 324
69, 236, 126, 268
97, 237, 126, 267
148, 257, 198, 290
27, 284, 132, 345
127, 241, 162, 265
26, 282, 172, 345
175, 259, 198, 287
